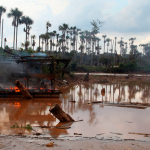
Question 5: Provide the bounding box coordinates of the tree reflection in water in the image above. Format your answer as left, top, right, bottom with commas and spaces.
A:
0, 81, 150, 136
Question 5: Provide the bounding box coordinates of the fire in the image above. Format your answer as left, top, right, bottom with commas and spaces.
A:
14, 87, 20, 92
14, 102, 21, 107
9, 86, 20, 92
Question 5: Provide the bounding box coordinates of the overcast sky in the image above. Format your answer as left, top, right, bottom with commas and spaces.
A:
1, 0, 150, 54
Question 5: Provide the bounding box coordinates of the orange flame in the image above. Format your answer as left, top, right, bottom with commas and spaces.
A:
9, 87, 20, 92
14, 102, 21, 107
15, 87, 20, 92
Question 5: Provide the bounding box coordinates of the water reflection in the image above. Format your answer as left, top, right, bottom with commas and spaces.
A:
63, 82, 150, 105
0, 81, 150, 141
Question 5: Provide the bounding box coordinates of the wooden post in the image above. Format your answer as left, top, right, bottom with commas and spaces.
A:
49, 104, 74, 122
15, 80, 33, 99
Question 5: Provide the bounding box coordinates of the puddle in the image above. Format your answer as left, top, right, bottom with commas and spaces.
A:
0, 81, 150, 141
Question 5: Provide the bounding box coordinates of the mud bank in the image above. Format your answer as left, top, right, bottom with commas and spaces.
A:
56, 73, 150, 88
0, 135, 150, 150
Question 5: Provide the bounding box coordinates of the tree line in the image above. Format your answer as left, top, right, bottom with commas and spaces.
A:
1, 6, 150, 72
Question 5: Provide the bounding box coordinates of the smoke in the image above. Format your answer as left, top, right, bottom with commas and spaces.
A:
0, 58, 24, 88
0, 52, 50, 89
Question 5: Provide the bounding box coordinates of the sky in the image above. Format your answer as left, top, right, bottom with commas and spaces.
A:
1, 0, 150, 54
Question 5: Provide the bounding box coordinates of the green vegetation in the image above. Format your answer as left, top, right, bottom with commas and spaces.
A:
10, 123, 32, 130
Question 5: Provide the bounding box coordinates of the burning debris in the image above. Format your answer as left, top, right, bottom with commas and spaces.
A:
15, 80, 33, 99
0, 50, 71, 98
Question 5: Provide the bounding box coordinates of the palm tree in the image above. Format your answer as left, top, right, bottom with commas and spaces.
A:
102, 35, 106, 54
114, 37, 117, 53
118, 38, 124, 56
15, 10, 23, 50
139, 44, 147, 55
49, 32, 55, 52
21, 16, 34, 49
129, 37, 136, 45
46, 21, 51, 50
40, 34, 45, 51
46, 21, 51, 32
31, 35, 36, 50
0, 6, 6, 48
59, 23, 69, 58
129, 37, 136, 57
41, 33, 49, 51
21, 41, 30, 49
106, 38, 111, 53
95, 38, 101, 66
53, 30, 57, 51
7, 8, 23, 50
39, 35, 41, 50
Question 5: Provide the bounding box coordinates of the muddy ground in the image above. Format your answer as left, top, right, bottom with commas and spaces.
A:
0, 135, 150, 150
55, 73, 150, 88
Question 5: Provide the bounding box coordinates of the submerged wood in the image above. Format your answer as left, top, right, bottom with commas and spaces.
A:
15, 80, 33, 99
129, 132, 150, 136
49, 104, 74, 122
105, 104, 148, 109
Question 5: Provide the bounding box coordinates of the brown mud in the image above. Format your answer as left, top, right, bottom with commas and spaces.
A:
0, 135, 150, 150
56, 74, 150, 88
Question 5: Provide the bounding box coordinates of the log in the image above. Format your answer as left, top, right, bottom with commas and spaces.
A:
49, 104, 74, 122
15, 80, 33, 99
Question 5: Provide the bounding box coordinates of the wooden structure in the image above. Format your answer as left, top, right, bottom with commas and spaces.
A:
1, 50, 71, 98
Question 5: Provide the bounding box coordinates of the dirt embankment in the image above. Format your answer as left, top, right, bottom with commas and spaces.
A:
55, 74, 150, 89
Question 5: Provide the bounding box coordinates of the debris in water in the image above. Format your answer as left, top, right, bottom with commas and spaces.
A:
92, 101, 103, 103
129, 132, 150, 136
74, 133, 82, 135
126, 121, 133, 123
46, 142, 54, 147
110, 132, 123, 135
96, 133, 105, 135
33, 133, 43, 135
49, 104, 74, 122
101, 88, 105, 92
124, 139, 135, 141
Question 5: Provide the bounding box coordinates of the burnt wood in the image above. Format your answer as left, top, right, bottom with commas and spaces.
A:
15, 80, 33, 99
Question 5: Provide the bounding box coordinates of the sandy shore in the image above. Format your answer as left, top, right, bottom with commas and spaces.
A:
0, 135, 150, 150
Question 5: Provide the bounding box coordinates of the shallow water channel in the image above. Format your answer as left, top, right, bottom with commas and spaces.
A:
0, 81, 150, 141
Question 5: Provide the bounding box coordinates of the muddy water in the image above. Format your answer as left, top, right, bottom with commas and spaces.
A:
0, 82, 150, 141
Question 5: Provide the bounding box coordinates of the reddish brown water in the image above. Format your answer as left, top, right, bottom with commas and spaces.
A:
0, 82, 150, 141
